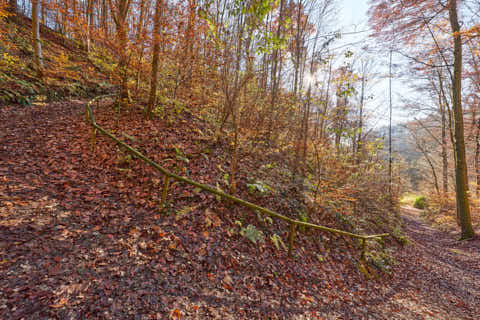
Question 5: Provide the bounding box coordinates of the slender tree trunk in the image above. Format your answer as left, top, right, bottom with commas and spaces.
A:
293, 4, 301, 97
475, 110, 480, 197
413, 133, 440, 196
437, 71, 449, 194
441, 104, 449, 194
86, 0, 94, 53
32, 0, 43, 78
183, 0, 196, 88
448, 0, 474, 239
356, 73, 365, 163
41, 0, 45, 25
109, 0, 132, 103
63, 0, 69, 36
134, 0, 147, 96
102, 0, 109, 38
266, 0, 285, 143
54, 5, 60, 32
229, 15, 245, 195
301, 86, 311, 170
118, 21, 129, 101
8, 0, 17, 14
230, 104, 239, 194
72, 0, 78, 38
334, 87, 343, 155
388, 49, 393, 194
319, 60, 332, 141
146, 0, 162, 116
424, 150, 440, 195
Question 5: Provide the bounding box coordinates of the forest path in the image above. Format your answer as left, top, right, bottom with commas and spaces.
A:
391, 206, 480, 319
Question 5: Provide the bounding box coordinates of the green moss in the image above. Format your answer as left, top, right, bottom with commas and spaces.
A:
413, 195, 426, 209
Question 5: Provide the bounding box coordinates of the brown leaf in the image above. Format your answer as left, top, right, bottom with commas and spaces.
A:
50, 297, 68, 308
170, 308, 182, 319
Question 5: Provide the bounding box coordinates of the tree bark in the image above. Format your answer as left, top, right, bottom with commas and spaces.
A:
356, 73, 365, 161
102, 0, 109, 38
32, 0, 44, 78
134, 0, 147, 95
475, 111, 480, 197
319, 60, 332, 142
183, 0, 196, 88
8, 0, 17, 14
86, 0, 94, 53
414, 137, 440, 195
109, 0, 132, 102
266, 0, 285, 143
448, 0, 474, 239
388, 50, 393, 194
437, 70, 449, 194
146, 0, 162, 116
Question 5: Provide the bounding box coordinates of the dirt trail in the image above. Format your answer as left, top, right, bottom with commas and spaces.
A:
390, 206, 480, 319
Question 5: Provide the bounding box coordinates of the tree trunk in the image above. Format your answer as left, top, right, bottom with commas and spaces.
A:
183, 0, 196, 88
301, 86, 311, 170
438, 71, 449, 194
475, 111, 480, 197
146, 0, 162, 116
415, 137, 440, 196
266, 0, 285, 143
8, 0, 17, 14
426, 154, 441, 196
448, 0, 474, 239
41, 0, 45, 25
134, 0, 146, 96
388, 50, 393, 194
319, 61, 332, 142
109, 0, 132, 103
62, 0, 70, 36
102, 0, 109, 38
229, 15, 246, 195
86, 0, 94, 53
32, 0, 43, 79
334, 89, 343, 155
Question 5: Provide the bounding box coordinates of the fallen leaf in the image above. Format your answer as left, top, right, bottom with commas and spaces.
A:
50, 297, 68, 308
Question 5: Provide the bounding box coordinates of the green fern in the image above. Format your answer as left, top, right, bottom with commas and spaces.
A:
240, 225, 264, 244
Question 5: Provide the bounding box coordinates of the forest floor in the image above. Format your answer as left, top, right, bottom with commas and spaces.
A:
1, 100, 480, 319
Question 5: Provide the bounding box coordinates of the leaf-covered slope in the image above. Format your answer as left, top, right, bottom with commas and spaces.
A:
1, 101, 479, 319
0, 15, 113, 105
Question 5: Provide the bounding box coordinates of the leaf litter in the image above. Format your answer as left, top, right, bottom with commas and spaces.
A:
0, 101, 479, 319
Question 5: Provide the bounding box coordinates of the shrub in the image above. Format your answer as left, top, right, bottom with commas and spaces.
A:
413, 196, 426, 209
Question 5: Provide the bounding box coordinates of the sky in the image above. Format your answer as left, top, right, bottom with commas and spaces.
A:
339, 0, 369, 27
333, 0, 411, 128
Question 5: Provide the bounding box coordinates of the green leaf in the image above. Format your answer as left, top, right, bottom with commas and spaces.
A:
241, 225, 264, 244
246, 181, 270, 194
270, 233, 287, 251
176, 155, 190, 163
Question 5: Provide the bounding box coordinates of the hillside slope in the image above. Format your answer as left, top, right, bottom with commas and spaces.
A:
1, 100, 479, 319
0, 15, 112, 105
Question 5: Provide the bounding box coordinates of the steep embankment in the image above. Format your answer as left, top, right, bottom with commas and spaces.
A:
0, 98, 479, 319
